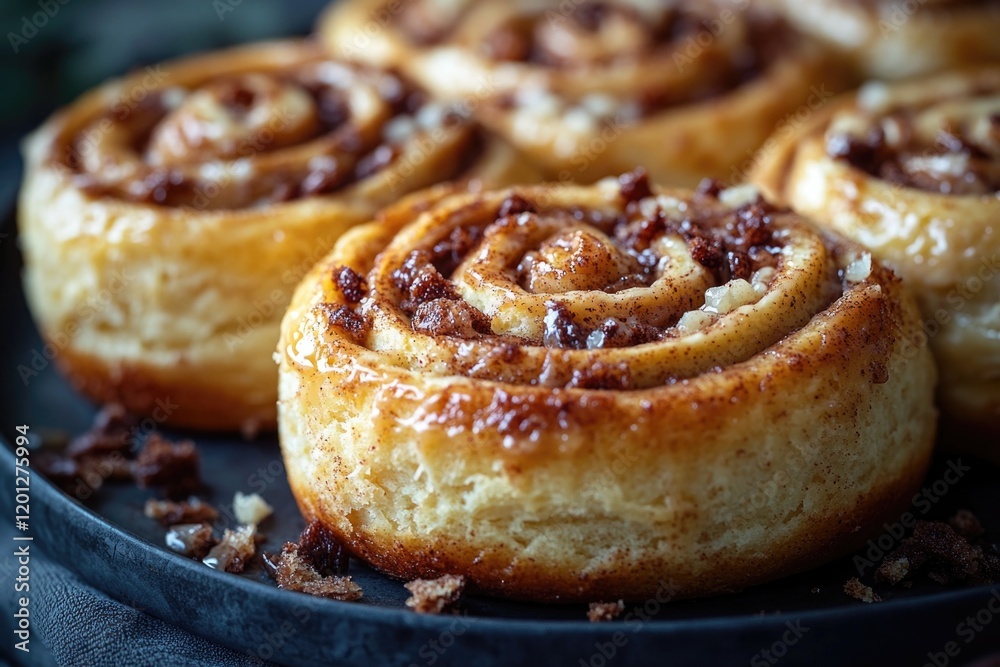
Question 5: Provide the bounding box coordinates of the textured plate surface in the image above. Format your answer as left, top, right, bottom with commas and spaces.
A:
1, 171, 1000, 666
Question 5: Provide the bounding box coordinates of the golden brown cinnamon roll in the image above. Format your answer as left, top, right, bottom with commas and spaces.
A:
320, 0, 846, 186
759, 0, 1000, 79
753, 69, 1000, 456
19, 40, 539, 432
277, 173, 936, 601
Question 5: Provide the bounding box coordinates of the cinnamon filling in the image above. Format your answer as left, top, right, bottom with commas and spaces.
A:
333, 172, 791, 351
637, 14, 790, 116
59, 65, 481, 209
480, 2, 699, 67
826, 94, 1000, 194
399, 1, 795, 119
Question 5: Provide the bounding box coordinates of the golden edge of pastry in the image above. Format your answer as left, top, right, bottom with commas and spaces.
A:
751, 68, 1000, 451
319, 0, 855, 187
758, 0, 1000, 79
18, 40, 539, 431
474, 47, 849, 188
276, 182, 937, 601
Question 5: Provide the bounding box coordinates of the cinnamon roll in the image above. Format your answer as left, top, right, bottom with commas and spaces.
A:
19, 40, 538, 432
752, 68, 1000, 456
320, 0, 846, 186
759, 0, 1000, 79
277, 173, 936, 601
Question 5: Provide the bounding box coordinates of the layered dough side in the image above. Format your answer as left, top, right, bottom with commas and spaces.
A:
320, 0, 850, 186
753, 69, 1000, 450
277, 181, 937, 600
19, 40, 538, 431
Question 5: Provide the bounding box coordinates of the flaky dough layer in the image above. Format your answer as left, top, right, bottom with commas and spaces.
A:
278, 179, 937, 601
753, 69, 1000, 456
20, 40, 537, 431
319, 0, 849, 187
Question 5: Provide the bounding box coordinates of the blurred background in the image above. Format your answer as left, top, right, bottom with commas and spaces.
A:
0, 0, 330, 207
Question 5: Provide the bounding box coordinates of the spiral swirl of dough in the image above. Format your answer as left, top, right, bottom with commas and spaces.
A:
54, 42, 496, 209
753, 68, 1000, 453
320, 0, 845, 186
277, 175, 937, 601
19, 40, 536, 431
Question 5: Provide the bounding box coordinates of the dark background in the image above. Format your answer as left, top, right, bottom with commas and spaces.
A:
0, 0, 331, 206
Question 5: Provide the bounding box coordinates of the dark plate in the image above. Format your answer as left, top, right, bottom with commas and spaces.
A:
1, 158, 1000, 667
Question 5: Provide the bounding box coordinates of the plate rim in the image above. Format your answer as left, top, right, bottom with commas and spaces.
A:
4, 438, 997, 635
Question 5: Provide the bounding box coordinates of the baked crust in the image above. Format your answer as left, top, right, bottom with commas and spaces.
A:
759, 0, 1000, 79
752, 68, 1000, 457
19, 40, 540, 431
319, 0, 850, 187
277, 179, 937, 601
52, 345, 274, 434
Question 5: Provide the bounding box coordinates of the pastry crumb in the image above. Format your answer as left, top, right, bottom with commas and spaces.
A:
263, 521, 360, 600
296, 521, 349, 576
233, 491, 273, 526
165, 523, 216, 559
404, 574, 466, 614
267, 542, 362, 600
145, 497, 218, 526
134, 433, 201, 498
880, 519, 998, 586
66, 403, 135, 458
37, 404, 137, 490
587, 600, 625, 622
949, 510, 985, 540
876, 557, 910, 585
203, 525, 256, 574
843, 577, 881, 603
